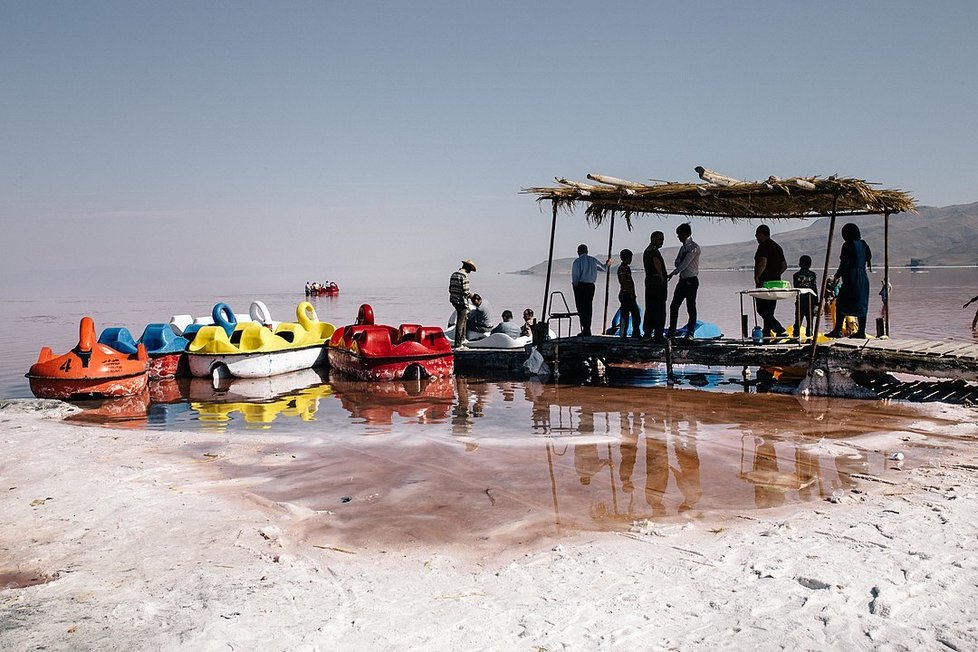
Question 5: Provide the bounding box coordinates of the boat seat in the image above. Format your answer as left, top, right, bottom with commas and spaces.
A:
398, 324, 423, 344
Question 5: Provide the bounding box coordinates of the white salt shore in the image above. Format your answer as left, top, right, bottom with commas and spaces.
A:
2, 398, 978, 651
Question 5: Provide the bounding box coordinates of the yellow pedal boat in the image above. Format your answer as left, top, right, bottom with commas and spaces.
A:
187, 301, 334, 380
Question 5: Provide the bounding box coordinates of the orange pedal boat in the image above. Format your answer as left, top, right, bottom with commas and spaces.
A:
26, 316, 150, 400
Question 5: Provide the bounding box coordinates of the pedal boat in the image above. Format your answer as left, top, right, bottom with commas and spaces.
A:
187, 301, 334, 381
169, 300, 274, 339
98, 323, 190, 379
306, 282, 339, 297
26, 316, 150, 399
327, 304, 453, 381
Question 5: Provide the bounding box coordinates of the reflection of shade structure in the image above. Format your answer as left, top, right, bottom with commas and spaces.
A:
331, 375, 455, 426
189, 368, 331, 429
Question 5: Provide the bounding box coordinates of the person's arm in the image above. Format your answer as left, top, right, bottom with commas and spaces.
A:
832, 241, 851, 282
669, 243, 696, 279
595, 256, 607, 273
754, 256, 767, 287
865, 242, 873, 273
964, 295, 978, 308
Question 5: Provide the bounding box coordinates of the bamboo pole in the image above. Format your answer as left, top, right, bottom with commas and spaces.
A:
602, 212, 617, 334
541, 200, 558, 333
884, 211, 891, 337
808, 195, 838, 377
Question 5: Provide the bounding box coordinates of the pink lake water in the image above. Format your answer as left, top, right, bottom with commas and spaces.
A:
2, 268, 976, 540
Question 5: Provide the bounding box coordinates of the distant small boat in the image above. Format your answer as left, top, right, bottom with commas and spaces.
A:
26, 317, 149, 399
328, 304, 453, 381
305, 282, 339, 297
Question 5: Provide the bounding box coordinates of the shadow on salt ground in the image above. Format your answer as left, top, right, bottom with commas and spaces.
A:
139, 378, 958, 556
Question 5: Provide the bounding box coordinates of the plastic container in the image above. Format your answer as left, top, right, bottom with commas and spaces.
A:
752, 325, 764, 343
762, 280, 791, 290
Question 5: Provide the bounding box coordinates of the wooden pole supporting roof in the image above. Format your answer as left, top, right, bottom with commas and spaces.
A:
522, 167, 915, 228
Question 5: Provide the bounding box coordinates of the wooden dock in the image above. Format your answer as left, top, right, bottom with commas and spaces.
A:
535, 336, 978, 381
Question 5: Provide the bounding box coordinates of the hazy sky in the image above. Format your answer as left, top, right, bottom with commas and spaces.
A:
2, 1, 976, 297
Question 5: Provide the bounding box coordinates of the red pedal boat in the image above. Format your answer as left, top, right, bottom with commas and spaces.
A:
26, 316, 150, 399
327, 304, 453, 381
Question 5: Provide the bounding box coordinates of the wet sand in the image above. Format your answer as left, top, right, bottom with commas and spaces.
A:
3, 396, 978, 649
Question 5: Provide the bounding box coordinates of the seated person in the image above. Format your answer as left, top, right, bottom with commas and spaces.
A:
467, 294, 495, 335
491, 310, 522, 337
521, 308, 537, 337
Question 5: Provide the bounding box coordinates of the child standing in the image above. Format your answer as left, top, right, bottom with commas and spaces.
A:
792, 255, 818, 337
617, 249, 641, 338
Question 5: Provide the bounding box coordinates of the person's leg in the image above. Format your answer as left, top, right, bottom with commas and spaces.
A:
668, 284, 686, 337
756, 298, 785, 336
685, 278, 699, 336
454, 305, 469, 347
627, 294, 641, 337
618, 292, 629, 338
854, 314, 867, 338
643, 283, 655, 338
581, 283, 595, 335
973, 309, 978, 330
652, 285, 667, 339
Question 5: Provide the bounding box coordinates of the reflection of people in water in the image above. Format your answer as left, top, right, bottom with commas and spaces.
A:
452, 376, 474, 436
644, 422, 669, 517
750, 439, 786, 509
618, 412, 639, 494
574, 443, 608, 486
671, 417, 702, 512
795, 446, 821, 501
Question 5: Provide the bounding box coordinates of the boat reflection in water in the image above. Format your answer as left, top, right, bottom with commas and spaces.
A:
188, 367, 332, 429
201, 380, 926, 553
329, 373, 454, 429
65, 389, 152, 428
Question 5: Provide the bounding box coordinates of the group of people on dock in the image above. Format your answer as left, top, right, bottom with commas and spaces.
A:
448, 259, 535, 348
449, 220, 880, 348
572, 221, 877, 342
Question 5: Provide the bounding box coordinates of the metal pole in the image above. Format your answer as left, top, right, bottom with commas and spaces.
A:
808, 195, 838, 378
541, 200, 558, 325
602, 212, 617, 334
884, 211, 891, 337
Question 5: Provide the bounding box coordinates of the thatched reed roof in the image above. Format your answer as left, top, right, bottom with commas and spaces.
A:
522, 168, 916, 229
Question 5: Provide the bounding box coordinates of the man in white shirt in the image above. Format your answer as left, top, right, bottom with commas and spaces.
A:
666, 223, 701, 339
571, 244, 607, 336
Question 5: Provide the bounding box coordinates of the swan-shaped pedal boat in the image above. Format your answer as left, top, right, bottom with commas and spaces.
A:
327, 304, 453, 381
26, 316, 150, 399
187, 301, 334, 381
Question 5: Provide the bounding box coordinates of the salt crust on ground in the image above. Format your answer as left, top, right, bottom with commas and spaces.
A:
2, 399, 978, 651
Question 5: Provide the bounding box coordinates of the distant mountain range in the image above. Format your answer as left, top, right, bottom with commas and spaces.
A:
514, 201, 978, 274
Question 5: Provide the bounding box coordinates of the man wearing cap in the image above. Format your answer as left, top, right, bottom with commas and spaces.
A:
449, 259, 477, 348
571, 244, 607, 336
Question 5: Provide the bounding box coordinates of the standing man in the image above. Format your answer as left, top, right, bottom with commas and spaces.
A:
753, 224, 788, 337
571, 244, 607, 336
616, 249, 641, 338
449, 259, 477, 348
666, 223, 701, 339
642, 230, 668, 343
